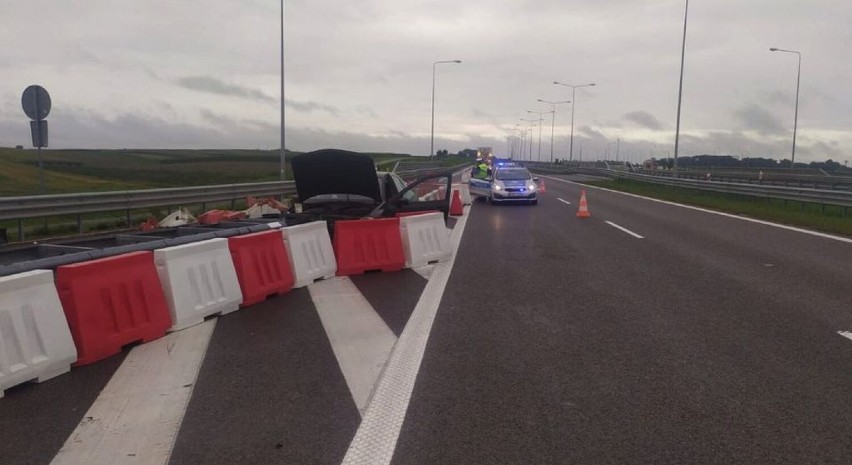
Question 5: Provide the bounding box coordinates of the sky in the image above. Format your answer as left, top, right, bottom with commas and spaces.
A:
1, 0, 850, 165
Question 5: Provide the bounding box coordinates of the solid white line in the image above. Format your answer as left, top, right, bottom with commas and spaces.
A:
50, 320, 216, 465
308, 276, 397, 415
557, 197, 572, 205
341, 204, 472, 465
539, 175, 852, 244
839, 331, 852, 342
605, 220, 645, 239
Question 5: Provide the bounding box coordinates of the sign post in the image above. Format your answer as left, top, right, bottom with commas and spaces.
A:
21, 85, 51, 194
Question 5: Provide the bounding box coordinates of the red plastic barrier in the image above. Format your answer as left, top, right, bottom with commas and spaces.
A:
333, 218, 405, 276
56, 251, 172, 366
228, 230, 294, 307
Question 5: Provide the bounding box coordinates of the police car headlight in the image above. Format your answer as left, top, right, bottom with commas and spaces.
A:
493, 184, 502, 191
528, 184, 536, 191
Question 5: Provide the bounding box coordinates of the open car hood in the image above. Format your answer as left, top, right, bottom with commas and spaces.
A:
291, 149, 382, 203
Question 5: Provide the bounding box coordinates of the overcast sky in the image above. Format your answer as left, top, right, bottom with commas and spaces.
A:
2, 0, 850, 164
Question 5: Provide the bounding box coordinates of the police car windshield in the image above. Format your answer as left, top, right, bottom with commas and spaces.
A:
495, 169, 531, 181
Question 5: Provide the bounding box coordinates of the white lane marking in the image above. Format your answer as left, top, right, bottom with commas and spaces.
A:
539, 175, 852, 244
604, 220, 645, 239
309, 276, 397, 415
557, 197, 572, 205
51, 320, 216, 465
839, 331, 852, 341
341, 204, 472, 465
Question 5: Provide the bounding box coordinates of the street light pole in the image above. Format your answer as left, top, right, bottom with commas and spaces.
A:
553, 81, 596, 163
538, 99, 570, 163
770, 47, 802, 168
521, 118, 539, 161
430, 60, 462, 159
673, 0, 689, 177
526, 110, 549, 162
280, 0, 286, 181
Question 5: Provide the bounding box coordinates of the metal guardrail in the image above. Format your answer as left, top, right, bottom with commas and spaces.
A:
0, 163, 473, 242
525, 163, 852, 209
0, 181, 296, 222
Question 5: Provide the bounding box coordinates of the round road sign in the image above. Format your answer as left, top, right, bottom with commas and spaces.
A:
22, 85, 51, 121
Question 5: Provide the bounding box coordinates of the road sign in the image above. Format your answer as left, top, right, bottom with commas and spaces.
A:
22, 85, 51, 121
30, 120, 49, 148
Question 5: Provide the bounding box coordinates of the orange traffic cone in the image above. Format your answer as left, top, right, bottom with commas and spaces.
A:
538, 179, 547, 193
450, 189, 464, 216
576, 190, 591, 218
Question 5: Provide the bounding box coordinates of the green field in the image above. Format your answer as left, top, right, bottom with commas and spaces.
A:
0, 147, 429, 196
0, 147, 470, 242
585, 178, 852, 237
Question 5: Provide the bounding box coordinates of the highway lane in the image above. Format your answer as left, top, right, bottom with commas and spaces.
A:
391, 178, 852, 464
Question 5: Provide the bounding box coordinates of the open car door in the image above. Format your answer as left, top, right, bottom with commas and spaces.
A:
370, 172, 453, 220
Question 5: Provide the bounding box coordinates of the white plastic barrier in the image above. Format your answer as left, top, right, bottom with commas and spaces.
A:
399, 212, 452, 268
281, 221, 337, 288
154, 238, 243, 331
0, 270, 77, 398
453, 183, 472, 205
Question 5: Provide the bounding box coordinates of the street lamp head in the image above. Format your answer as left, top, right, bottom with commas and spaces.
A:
769, 47, 779, 51
589, 83, 596, 86
553, 81, 561, 85
453, 60, 462, 63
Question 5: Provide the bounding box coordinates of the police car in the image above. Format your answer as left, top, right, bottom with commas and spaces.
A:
469, 162, 538, 205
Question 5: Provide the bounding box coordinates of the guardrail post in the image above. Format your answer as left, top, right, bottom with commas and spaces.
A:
17, 219, 24, 242
230, 198, 236, 210
126, 209, 131, 227
77, 215, 83, 234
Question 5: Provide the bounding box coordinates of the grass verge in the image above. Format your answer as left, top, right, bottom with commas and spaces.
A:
585, 178, 852, 237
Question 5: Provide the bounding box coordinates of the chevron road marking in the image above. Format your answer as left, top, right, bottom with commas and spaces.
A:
50, 320, 215, 465
309, 277, 397, 415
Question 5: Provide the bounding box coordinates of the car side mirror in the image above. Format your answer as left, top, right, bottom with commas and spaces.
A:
533, 177, 540, 182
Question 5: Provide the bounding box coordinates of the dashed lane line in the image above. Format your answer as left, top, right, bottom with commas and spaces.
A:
839, 331, 852, 342
341, 204, 472, 465
539, 175, 852, 245
557, 197, 572, 205
605, 220, 645, 239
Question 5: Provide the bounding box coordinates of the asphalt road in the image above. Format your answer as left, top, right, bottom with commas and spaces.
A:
2, 175, 850, 464
391, 175, 852, 464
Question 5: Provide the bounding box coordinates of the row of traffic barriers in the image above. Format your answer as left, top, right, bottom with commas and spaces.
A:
0, 209, 460, 398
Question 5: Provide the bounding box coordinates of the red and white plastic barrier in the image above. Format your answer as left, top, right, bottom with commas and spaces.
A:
228, 230, 295, 307
334, 218, 405, 275
0, 270, 77, 398
399, 212, 452, 268
56, 251, 172, 366
154, 238, 243, 331
281, 221, 336, 288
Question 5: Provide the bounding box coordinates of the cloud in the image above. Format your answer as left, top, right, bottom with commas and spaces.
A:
623, 111, 664, 131
734, 104, 787, 136
176, 76, 275, 103
285, 99, 340, 116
